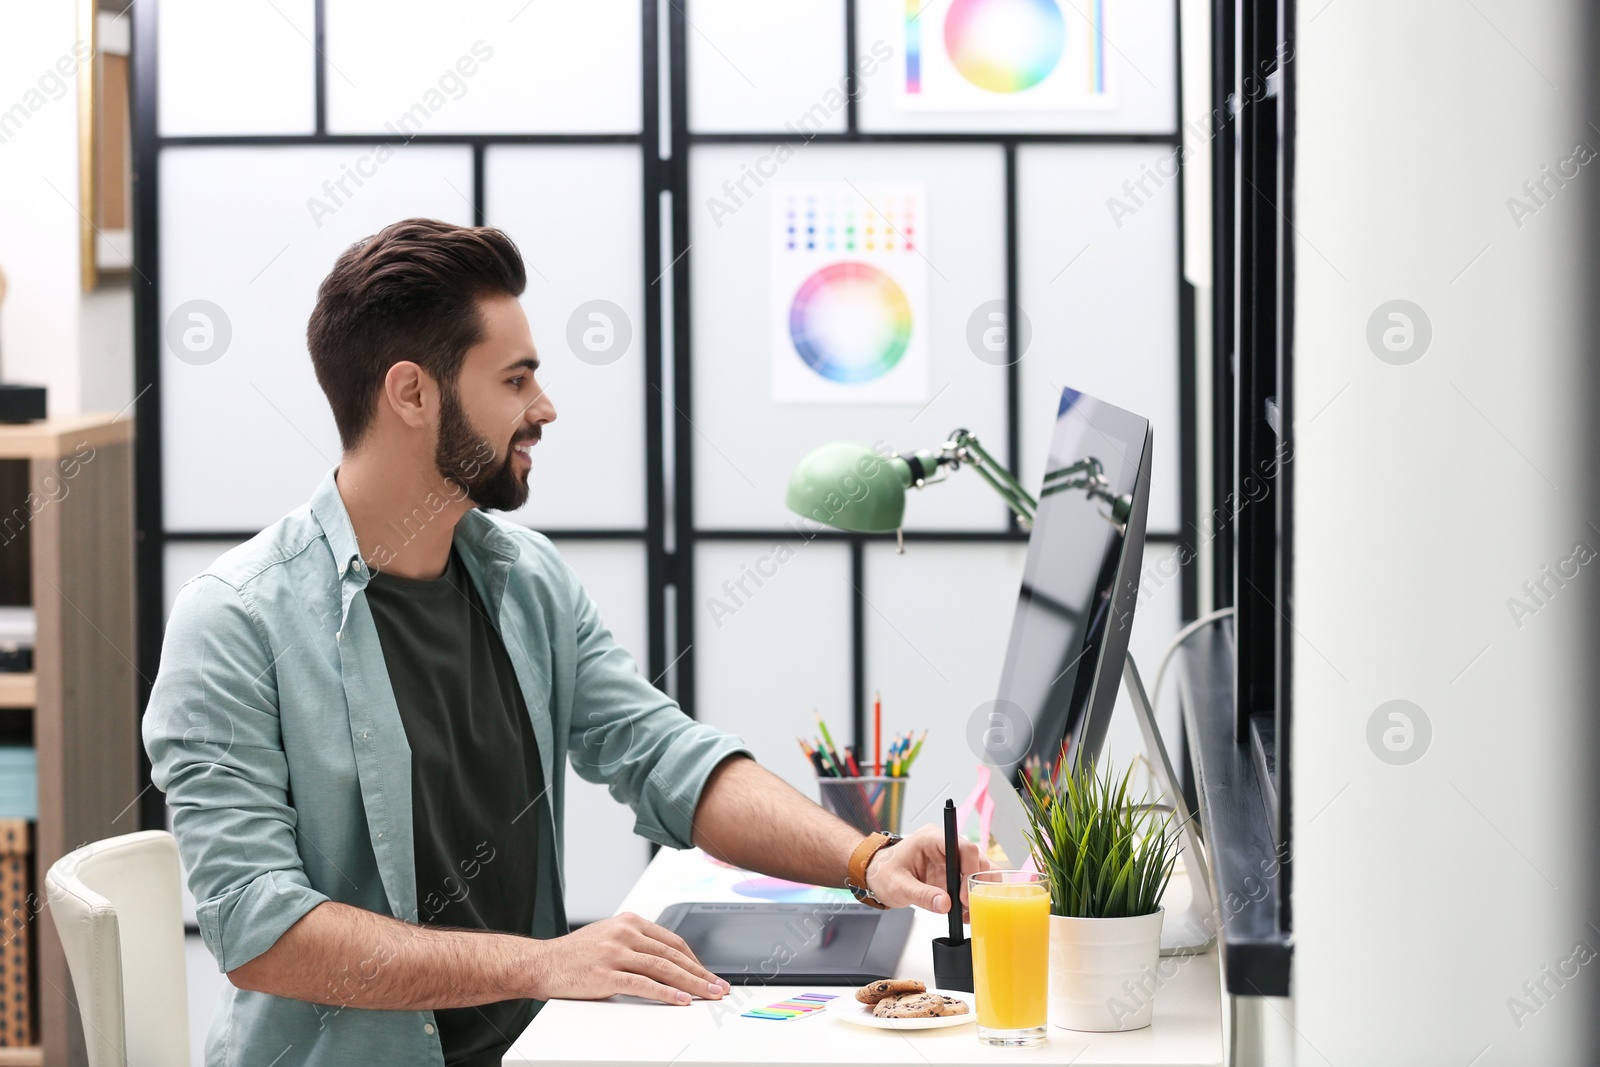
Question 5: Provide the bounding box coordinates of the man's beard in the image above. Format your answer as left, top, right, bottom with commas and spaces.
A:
433, 381, 534, 512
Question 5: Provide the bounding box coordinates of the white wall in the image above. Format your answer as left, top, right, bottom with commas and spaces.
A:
1178, 0, 1215, 613
80, 279, 135, 413
0, 2, 136, 416
0, 0, 86, 413
1292, 2, 1588, 1065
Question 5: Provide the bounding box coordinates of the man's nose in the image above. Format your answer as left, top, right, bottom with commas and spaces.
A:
528, 382, 556, 426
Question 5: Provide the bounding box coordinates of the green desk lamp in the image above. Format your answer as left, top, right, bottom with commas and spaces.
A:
785, 428, 1133, 545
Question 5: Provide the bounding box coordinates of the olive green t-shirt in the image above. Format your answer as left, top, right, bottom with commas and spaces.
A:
364, 541, 545, 1067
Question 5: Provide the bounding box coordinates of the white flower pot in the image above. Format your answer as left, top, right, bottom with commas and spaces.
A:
1048, 909, 1164, 1032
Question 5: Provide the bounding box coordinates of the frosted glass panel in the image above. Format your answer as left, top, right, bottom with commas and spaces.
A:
690, 145, 1009, 531
487, 148, 646, 530
159, 0, 316, 136
164, 541, 243, 621
855, 0, 1176, 134
861, 539, 1185, 842
1017, 144, 1180, 533
549, 539, 652, 923
693, 541, 852, 796
862, 542, 1027, 834
561, 762, 649, 924
687, 0, 848, 133
324, 0, 641, 134
160, 146, 473, 531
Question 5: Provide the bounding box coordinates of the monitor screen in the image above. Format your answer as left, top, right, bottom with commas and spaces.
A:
985, 387, 1152, 789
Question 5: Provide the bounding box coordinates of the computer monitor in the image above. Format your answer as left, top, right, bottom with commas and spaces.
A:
984, 386, 1153, 786
980, 387, 1214, 954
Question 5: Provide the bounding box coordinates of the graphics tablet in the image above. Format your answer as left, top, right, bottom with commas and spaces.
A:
656, 901, 913, 985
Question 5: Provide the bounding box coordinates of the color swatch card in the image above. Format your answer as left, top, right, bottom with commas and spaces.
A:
770, 183, 931, 405
742, 993, 839, 1021
896, 0, 1117, 112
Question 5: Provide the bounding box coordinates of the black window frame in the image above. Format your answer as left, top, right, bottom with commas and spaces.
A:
1184, 0, 1295, 997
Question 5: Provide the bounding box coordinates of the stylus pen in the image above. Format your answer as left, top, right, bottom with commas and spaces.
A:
944, 799, 963, 945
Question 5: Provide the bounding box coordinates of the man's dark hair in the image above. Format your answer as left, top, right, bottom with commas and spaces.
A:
307, 218, 527, 450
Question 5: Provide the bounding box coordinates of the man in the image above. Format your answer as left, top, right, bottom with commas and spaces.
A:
145, 218, 987, 1067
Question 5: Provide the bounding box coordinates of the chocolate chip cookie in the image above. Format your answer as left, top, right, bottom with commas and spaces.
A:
872, 991, 971, 1019
855, 978, 926, 1005
874, 992, 949, 1018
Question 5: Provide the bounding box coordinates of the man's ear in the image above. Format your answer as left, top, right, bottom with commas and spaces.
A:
382, 360, 432, 429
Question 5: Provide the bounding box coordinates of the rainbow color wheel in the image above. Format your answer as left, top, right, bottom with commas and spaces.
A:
731, 876, 855, 904
944, 0, 1066, 93
788, 262, 913, 384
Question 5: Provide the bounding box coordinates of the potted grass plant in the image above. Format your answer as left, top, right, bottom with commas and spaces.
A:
1018, 759, 1184, 1032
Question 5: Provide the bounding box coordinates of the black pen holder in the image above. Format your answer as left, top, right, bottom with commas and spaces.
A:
816, 775, 905, 835
931, 935, 973, 993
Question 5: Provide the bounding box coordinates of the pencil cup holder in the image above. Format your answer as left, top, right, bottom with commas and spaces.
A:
816, 775, 905, 836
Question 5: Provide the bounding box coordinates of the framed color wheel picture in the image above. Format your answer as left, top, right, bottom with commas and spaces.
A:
895, 0, 1117, 113
770, 183, 931, 405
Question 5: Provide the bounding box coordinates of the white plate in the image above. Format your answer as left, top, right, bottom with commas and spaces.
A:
827, 988, 977, 1030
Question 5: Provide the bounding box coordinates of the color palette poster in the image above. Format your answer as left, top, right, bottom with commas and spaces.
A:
897, 0, 1117, 112
770, 183, 930, 405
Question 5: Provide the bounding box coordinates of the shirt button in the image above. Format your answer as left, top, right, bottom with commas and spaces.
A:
424, 1023, 435, 1035
376, 832, 383, 840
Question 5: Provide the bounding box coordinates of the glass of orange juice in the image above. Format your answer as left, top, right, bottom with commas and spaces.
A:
969, 870, 1050, 1047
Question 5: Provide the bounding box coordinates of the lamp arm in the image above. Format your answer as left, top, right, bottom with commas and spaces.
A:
967, 462, 1035, 528
940, 430, 1037, 528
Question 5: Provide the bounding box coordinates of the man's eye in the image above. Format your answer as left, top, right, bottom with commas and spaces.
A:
509, 376, 525, 387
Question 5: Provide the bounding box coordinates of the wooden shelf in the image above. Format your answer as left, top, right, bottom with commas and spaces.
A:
0, 1045, 42, 1066
0, 415, 130, 461
15, 412, 139, 1067
0, 675, 34, 710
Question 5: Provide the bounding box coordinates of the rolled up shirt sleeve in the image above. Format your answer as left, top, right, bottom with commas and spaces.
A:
142, 575, 330, 973
558, 557, 752, 851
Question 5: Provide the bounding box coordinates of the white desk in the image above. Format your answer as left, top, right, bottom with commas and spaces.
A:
506, 848, 1224, 1067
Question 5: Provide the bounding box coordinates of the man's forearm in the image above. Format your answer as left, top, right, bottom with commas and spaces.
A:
228, 901, 537, 1011
691, 755, 863, 887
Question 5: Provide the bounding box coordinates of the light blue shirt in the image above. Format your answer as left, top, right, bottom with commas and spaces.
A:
144, 467, 752, 1066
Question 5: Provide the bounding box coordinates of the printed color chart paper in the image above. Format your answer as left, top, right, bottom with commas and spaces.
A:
770, 183, 931, 405
896, 0, 1117, 113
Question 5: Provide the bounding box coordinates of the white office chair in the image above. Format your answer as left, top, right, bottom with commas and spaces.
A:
45, 830, 191, 1067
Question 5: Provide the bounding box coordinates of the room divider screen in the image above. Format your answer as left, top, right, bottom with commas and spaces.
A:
133, 0, 1194, 921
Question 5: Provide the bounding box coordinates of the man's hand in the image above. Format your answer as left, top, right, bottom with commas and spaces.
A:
690, 757, 995, 922
528, 912, 732, 1006
863, 823, 994, 920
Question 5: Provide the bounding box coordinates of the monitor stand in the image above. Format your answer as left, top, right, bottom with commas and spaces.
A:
1121, 654, 1217, 956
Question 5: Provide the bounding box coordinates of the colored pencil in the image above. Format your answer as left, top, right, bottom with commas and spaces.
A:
814, 711, 843, 772
903, 730, 927, 773
873, 691, 882, 776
